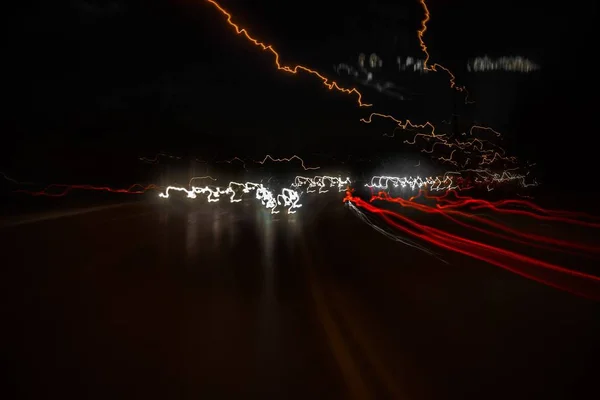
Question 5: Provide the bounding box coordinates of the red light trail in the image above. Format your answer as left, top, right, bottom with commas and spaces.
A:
414, 189, 600, 228
345, 191, 600, 301
372, 190, 600, 254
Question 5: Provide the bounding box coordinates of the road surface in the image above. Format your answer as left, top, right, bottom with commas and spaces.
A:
1, 194, 598, 399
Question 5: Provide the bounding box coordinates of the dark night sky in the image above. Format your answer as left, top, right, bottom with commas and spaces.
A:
2, 0, 598, 189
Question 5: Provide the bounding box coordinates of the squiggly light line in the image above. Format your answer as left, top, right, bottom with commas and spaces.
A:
417, 0, 470, 101
254, 155, 320, 170
361, 113, 512, 169
205, 0, 371, 107
292, 175, 350, 193
217, 157, 247, 169
366, 175, 456, 191
188, 175, 217, 188
159, 181, 293, 213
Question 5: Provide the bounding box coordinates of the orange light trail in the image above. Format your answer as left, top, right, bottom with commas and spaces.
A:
205, 0, 371, 107
417, 0, 471, 102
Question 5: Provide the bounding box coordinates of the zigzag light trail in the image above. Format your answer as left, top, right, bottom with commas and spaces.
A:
255, 155, 320, 170
204, 0, 371, 107
159, 181, 303, 214
158, 175, 349, 214
146, 153, 321, 171
292, 176, 350, 193
417, 0, 471, 101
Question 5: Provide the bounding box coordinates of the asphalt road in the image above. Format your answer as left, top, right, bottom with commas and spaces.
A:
1, 194, 598, 399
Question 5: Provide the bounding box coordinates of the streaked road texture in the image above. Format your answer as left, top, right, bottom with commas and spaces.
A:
1, 194, 598, 399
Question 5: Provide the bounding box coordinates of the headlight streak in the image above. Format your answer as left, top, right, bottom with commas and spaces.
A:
348, 200, 448, 263
157, 175, 350, 214
344, 191, 600, 301
158, 181, 300, 213
188, 175, 217, 188
1, 172, 36, 185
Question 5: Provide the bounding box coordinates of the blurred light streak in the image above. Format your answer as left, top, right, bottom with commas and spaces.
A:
348, 200, 447, 262
372, 191, 600, 255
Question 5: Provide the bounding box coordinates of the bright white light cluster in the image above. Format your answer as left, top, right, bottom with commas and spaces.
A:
292, 176, 351, 193
158, 175, 351, 214
366, 176, 454, 191
158, 181, 301, 214
367, 169, 538, 193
